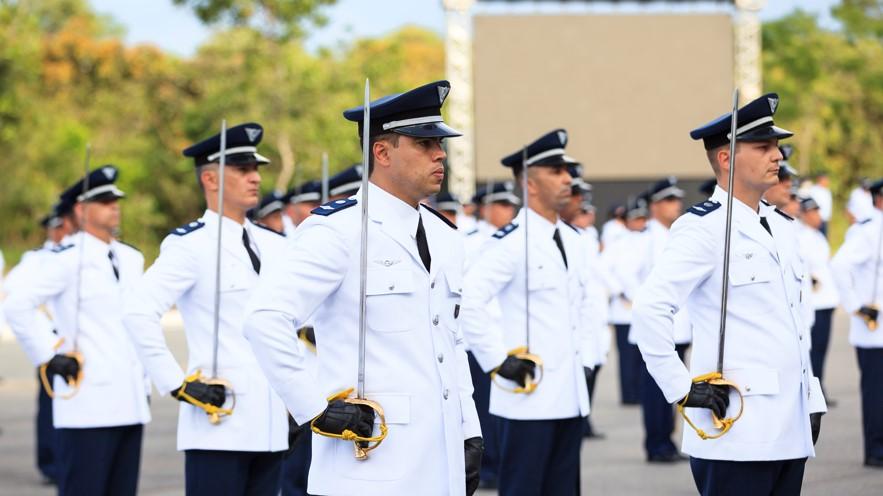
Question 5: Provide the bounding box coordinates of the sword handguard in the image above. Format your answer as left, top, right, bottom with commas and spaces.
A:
858, 304, 879, 331
310, 387, 389, 460
490, 346, 544, 394
677, 372, 744, 440
177, 370, 236, 425
39, 350, 84, 400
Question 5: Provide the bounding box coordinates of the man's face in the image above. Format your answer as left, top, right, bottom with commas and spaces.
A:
378, 135, 447, 202
259, 211, 284, 233
527, 165, 572, 213
559, 193, 582, 223
651, 197, 683, 226
288, 202, 319, 225
78, 198, 121, 234
204, 163, 262, 212
720, 140, 782, 195
801, 208, 822, 229
626, 216, 647, 231
764, 178, 793, 208
486, 202, 517, 228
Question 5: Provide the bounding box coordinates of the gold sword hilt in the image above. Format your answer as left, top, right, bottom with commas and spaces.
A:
310, 387, 388, 460
677, 372, 744, 440
490, 346, 544, 394
177, 370, 236, 425
39, 351, 84, 400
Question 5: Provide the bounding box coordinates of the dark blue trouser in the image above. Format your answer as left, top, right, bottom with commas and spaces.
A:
36, 370, 58, 482
614, 324, 642, 404
56, 423, 143, 496
185, 449, 283, 496
280, 424, 312, 496
641, 343, 689, 457
497, 416, 582, 496
690, 457, 806, 496
468, 351, 498, 482
856, 347, 883, 461
810, 308, 834, 383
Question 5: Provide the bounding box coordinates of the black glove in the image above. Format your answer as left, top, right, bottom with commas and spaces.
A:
494, 355, 536, 387
45, 354, 80, 383
679, 381, 731, 419
171, 380, 226, 408
312, 399, 375, 439
464, 437, 483, 496
298, 326, 316, 347
857, 306, 879, 323
584, 366, 595, 388
810, 412, 823, 445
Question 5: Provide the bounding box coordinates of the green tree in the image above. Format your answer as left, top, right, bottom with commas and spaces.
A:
173, 0, 336, 39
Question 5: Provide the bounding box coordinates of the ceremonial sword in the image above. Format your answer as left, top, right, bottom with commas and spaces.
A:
321, 151, 329, 204
679, 89, 745, 440
866, 218, 883, 331
39, 145, 91, 399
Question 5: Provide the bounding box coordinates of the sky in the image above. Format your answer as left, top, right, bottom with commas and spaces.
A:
89, 0, 841, 57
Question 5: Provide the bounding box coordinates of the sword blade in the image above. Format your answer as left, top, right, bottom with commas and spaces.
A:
521, 148, 530, 352
717, 89, 739, 374
73, 144, 92, 353
357, 80, 371, 400
321, 152, 329, 204
211, 119, 228, 379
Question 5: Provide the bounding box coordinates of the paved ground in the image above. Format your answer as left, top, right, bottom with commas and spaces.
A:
1, 311, 881, 495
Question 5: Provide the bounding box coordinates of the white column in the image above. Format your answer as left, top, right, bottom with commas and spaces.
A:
734, 0, 766, 101
442, 0, 476, 202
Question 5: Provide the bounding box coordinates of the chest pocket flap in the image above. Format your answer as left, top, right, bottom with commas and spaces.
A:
366, 268, 416, 332
444, 270, 463, 296
723, 367, 780, 396
528, 264, 557, 291
729, 256, 773, 286
366, 268, 415, 296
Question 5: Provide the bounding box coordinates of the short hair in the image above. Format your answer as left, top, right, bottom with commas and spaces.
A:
364, 133, 400, 175
195, 163, 218, 192
706, 145, 726, 176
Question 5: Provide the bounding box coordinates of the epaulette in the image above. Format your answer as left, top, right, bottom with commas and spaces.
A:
562, 221, 580, 233
420, 203, 457, 230
311, 198, 357, 216
492, 222, 519, 239
253, 222, 285, 237
170, 220, 205, 236
774, 208, 794, 221
687, 200, 721, 217
51, 243, 74, 253
116, 239, 142, 252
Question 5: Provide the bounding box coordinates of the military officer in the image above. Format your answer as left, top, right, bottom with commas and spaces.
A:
463, 182, 520, 269
122, 123, 289, 495
433, 191, 462, 226
796, 196, 839, 403
250, 191, 286, 235
242, 80, 483, 496
830, 178, 883, 467
604, 194, 650, 406
5, 166, 151, 496
627, 178, 693, 462
632, 93, 827, 495
283, 179, 322, 234
460, 129, 596, 496
327, 163, 363, 200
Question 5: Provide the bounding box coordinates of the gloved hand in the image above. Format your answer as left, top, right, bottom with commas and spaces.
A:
298, 326, 316, 347
584, 366, 595, 388
810, 412, 823, 445
857, 306, 879, 325
171, 380, 226, 408
464, 437, 484, 496
312, 399, 375, 439
679, 381, 731, 419
494, 355, 536, 387
45, 354, 80, 384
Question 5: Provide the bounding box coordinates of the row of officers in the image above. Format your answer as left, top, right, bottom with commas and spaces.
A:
1, 80, 881, 496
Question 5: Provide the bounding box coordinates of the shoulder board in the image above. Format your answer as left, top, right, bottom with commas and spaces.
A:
311, 198, 357, 216
859, 218, 873, 225
420, 203, 457, 230
562, 221, 580, 234
169, 220, 205, 236
51, 243, 74, 253
492, 222, 519, 239
774, 208, 794, 221
116, 239, 142, 252
687, 200, 722, 217
253, 222, 285, 237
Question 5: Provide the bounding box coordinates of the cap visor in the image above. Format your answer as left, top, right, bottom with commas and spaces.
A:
739, 125, 793, 142
394, 122, 462, 138
226, 152, 271, 166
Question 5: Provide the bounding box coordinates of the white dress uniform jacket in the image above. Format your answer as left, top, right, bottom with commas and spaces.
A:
603, 228, 646, 326
460, 208, 593, 420
2, 242, 59, 340
797, 222, 839, 311
243, 183, 481, 496
123, 210, 288, 452
5, 232, 151, 428
578, 226, 611, 368
632, 187, 826, 461
831, 210, 883, 348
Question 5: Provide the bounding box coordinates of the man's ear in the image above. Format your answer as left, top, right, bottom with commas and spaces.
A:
201, 168, 218, 191
373, 140, 391, 170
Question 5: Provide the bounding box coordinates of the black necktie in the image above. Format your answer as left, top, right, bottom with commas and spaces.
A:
552, 227, 568, 269
760, 217, 773, 236
416, 214, 431, 271
108, 250, 119, 281
242, 229, 261, 274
